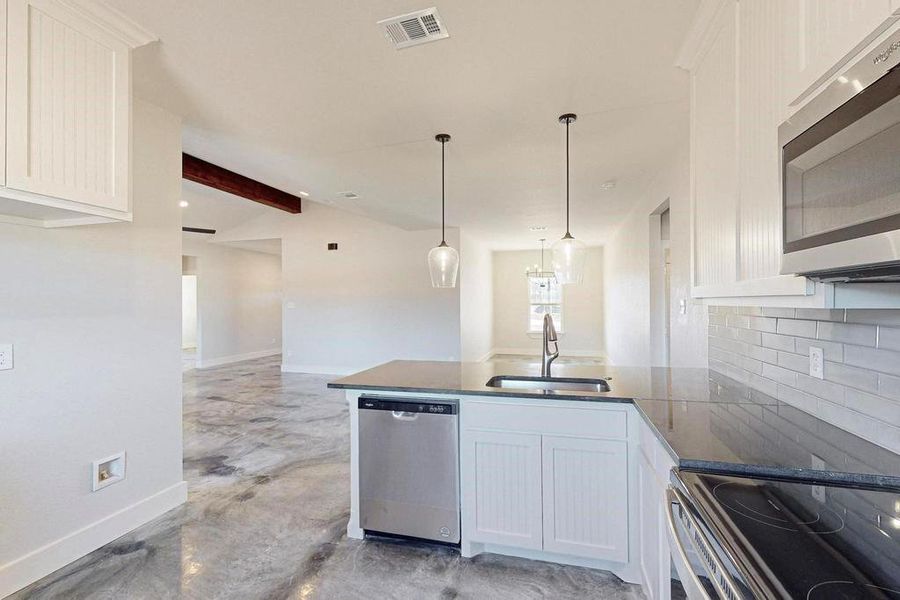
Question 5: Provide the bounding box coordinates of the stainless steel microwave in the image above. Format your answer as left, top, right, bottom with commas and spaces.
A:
780, 30, 900, 282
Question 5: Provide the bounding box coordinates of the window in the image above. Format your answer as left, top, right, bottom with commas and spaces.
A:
528, 276, 562, 333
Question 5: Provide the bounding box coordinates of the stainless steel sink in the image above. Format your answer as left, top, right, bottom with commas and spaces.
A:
485, 375, 611, 393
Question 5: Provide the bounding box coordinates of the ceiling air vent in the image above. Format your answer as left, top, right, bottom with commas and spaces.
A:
378, 8, 449, 49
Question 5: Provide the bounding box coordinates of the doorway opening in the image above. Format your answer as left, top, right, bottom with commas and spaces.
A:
649, 202, 671, 367
182, 255, 199, 371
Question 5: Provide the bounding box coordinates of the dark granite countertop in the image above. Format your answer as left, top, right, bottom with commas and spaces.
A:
328, 360, 900, 490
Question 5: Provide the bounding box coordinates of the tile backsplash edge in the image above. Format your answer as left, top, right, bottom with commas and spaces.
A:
708, 306, 900, 455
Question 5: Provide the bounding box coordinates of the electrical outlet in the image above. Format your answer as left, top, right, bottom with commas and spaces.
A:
809, 346, 824, 379
811, 454, 826, 502
0, 344, 13, 370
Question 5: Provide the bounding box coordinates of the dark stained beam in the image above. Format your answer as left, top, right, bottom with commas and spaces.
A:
182, 154, 302, 214
182, 227, 216, 235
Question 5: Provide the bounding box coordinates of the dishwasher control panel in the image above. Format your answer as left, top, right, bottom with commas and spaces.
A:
358, 396, 458, 414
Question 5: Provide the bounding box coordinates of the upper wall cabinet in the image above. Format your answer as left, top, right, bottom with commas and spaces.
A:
0, 0, 155, 227
782, 0, 900, 113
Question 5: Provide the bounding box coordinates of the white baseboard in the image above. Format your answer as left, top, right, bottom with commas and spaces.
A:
281, 363, 357, 376
491, 347, 605, 359
195, 348, 280, 369
0, 481, 187, 598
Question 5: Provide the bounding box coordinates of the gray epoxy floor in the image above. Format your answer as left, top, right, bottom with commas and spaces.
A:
11, 356, 643, 600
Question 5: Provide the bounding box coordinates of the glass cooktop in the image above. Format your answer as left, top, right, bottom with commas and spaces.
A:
676, 471, 900, 599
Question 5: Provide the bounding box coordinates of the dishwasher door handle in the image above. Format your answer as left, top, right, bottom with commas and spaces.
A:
391, 411, 418, 421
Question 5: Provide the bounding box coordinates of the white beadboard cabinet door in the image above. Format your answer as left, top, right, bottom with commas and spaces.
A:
6, 0, 131, 212
737, 0, 782, 283
541, 436, 628, 562
461, 430, 543, 550
1, 0, 7, 187
690, 1, 738, 291
782, 0, 898, 110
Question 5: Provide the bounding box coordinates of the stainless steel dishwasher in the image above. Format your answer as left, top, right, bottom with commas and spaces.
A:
358, 395, 460, 544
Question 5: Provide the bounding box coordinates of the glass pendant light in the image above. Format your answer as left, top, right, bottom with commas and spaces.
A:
428, 133, 459, 288
552, 113, 587, 284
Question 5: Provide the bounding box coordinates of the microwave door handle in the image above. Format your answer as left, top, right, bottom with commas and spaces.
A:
666, 487, 713, 600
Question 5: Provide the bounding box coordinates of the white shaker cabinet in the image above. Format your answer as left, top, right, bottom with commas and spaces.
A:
782, 0, 900, 112
541, 436, 628, 562
0, 0, 154, 227
461, 430, 543, 550
637, 420, 678, 600
679, 0, 813, 301
460, 399, 635, 579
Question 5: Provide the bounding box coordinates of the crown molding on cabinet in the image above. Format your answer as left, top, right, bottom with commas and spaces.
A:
53, 0, 157, 48
675, 0, 731, 71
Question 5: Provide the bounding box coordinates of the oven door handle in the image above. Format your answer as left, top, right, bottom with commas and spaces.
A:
666, 487, 713, 600
667, 486, 745, 600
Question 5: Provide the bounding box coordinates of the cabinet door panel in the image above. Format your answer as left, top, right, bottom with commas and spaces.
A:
784, 0, 896, 107
1, 0, 6, 187
737, 0, 782, 282
461, 430, 543, 549
541, 436, 628, 562
6, 0, 130, 211
691, 2, 738, 288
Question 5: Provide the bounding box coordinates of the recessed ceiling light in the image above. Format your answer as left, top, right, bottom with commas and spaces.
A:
600, 180, 616, 190
338, 191, 360, 200
179, 200, 189, 208
529, 225, 547, 232
297, 191, 310, 197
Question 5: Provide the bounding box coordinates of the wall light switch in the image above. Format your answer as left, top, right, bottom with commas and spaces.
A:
809, 346, 824, 379
0, 344, 13, 370
679, 299, 686, 315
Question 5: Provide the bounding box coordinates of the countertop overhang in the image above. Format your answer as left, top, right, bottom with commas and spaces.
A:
328, 359, 900, 490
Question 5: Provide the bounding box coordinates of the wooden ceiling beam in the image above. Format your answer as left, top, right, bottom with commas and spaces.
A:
182, 154, 302, 214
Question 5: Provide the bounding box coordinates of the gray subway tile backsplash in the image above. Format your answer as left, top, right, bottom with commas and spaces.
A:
709, 305, 900, 455
817, 321, 878, 346
776, 318, 817, 338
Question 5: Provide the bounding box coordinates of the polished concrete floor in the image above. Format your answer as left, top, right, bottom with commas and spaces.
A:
11, 356, 644, 600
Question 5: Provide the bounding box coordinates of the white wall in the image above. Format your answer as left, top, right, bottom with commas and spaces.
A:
603, 142, 708, 367
459, 233, 494, 362
492, 247, 605, 357
182, 275, 198, 349
0, 100, 186, 597
213, 202, 462, 374
182, 237, 282, 367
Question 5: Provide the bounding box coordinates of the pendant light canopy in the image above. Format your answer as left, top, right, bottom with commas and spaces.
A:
428, 133, 460, 288
552, 113, 587, 284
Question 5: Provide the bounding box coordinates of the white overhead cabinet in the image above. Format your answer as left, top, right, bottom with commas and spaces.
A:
679, 0, 899, 302
0, 0, 154, 227
783, 0, 900, 111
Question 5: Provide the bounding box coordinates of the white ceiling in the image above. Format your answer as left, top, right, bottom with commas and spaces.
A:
181, 180, 282, 254
116, 0, 698, 249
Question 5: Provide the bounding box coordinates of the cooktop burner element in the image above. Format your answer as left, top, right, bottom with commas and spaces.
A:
712, 481, 845, 534
674, 471, 900, 599
806, 580, 900, 599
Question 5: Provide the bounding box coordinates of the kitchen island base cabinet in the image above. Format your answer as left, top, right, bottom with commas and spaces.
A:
460, 398, 640, 584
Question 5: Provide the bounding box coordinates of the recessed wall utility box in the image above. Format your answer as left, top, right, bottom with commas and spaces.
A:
327, 243, 338, 251
92, 452, 126, 491
0, 344, 13, 370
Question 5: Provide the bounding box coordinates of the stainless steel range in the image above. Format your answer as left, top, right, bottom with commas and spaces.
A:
667, 469, 900, 599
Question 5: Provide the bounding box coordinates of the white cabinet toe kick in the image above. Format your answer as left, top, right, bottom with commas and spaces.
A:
345, 389, 659, 587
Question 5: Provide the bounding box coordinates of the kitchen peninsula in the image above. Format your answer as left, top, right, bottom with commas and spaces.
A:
329, 359, 900, 591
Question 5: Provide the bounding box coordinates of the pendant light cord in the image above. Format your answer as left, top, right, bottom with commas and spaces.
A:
565, 118, 570, 236
441, 137, 446, 244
